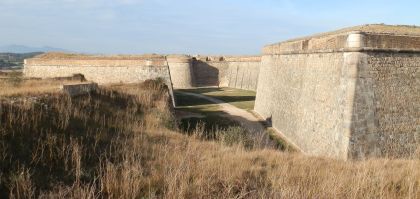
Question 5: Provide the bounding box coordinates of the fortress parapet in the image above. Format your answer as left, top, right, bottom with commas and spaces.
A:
263, 25, 420, 55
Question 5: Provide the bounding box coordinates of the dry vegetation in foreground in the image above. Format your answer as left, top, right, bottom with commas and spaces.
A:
0, 72, 83, 97
0, 79, 419, 198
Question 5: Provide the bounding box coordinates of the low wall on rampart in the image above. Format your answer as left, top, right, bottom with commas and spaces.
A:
255, 25, 420, 160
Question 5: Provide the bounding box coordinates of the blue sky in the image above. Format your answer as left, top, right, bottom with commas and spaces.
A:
0, 0, 419, 54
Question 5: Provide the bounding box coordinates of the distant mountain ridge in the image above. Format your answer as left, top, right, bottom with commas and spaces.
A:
0, 45, 69, 53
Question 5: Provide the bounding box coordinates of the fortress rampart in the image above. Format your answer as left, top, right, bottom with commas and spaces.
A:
24, 53, 262, 106
24, 53, 170, 84
255, 25, 420, 159
24, 53, 262, 90
24, 24, 419, 160
24, 53, 176, 105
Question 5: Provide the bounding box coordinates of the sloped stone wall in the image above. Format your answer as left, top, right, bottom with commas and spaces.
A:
167, 55, 194, 88
24, 56, 171, 85
255, 53, 352, 159
225, 61, 260, 91
255, 29, 420, 160
192, 56, 261, 91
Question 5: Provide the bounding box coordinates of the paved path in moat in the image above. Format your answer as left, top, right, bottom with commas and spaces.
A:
177, 91, 265, 133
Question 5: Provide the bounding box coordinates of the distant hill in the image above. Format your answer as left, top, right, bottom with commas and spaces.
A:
0, 45, 68, 54
0, 52, 44, 69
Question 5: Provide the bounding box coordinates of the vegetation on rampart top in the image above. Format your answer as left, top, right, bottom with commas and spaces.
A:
33, 52, 165, 60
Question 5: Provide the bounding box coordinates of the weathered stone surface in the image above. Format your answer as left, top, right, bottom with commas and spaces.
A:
61, 82, 98, 96
167, 55, 194, 88
24, 53, 176, 106
349, 52, 420, 158
192, 56, 261, 90
255, 53, 351, 159
255, 24, 420, 160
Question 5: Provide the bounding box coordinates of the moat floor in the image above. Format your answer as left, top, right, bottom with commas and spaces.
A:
176, 91, 265, 134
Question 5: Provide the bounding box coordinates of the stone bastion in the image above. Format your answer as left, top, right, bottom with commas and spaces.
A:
24, 24, 419, 160
255, 24, 420, 160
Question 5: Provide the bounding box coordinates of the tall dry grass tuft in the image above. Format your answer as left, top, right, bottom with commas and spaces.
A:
0, 79, 419, 198
8, 168, 35, 199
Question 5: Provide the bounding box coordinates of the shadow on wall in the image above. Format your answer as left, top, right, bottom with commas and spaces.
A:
192, 60, 220, 87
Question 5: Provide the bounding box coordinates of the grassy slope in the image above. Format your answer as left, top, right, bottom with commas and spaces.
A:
0, 80, 419, 198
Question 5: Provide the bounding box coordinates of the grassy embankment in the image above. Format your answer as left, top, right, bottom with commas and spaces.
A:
0, 77, 419, 198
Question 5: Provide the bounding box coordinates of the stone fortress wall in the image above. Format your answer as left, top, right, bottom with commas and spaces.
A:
24, 53, 262, 90
24, 54, 171, 84
24, 24, 419, 160
24, 53, 262, 106
167, 55, 194, 88
24, 53, 177, 105
255, 24, 420, 160
191, 56, 261, 90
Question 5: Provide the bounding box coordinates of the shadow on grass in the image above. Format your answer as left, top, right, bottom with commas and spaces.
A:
175, 90, 292, 151
179, 112, 239, 134
175, 88, 255, 107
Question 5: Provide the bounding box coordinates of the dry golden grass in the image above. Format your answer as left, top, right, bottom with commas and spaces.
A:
0, 77, 82, 97
0, 79, 419, 198
33, 52, 165, 60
